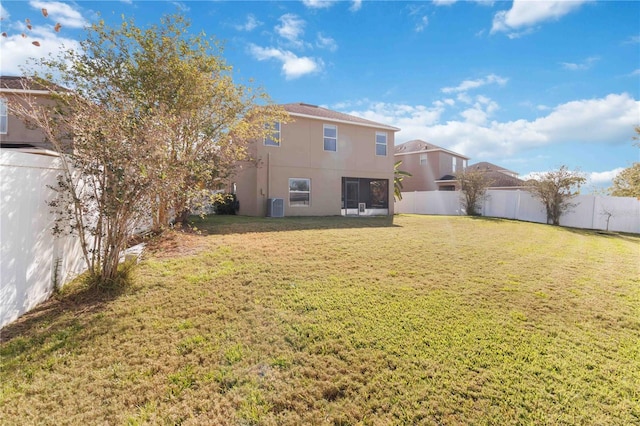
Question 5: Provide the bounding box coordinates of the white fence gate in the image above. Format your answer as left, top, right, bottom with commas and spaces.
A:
395, 190, 640, 234
1, 150, 87, 329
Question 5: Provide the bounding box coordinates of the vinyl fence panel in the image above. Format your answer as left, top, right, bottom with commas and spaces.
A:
397, 189, 639, 234
0, 150, 86, 328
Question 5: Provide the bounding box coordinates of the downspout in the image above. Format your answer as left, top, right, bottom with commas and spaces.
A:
267, 152, 271, 199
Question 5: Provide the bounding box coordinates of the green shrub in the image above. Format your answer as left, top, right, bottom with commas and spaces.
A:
213, 193, 238, 215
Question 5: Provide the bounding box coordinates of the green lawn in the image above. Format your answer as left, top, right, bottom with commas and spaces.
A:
1, 215, 639, 425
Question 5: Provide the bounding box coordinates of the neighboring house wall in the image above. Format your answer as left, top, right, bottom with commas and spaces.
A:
0, 150, 87, 329
394, 139, 469, 192
0, 77, 54, 150
234, 104, 398, 217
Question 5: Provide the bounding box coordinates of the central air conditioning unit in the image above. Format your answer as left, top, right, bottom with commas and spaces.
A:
267, 198, 284, 217
358, 203, 366, 214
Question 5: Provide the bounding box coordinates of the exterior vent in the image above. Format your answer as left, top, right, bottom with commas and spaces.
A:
267, 198, 284, 217
358, 203, 366, 214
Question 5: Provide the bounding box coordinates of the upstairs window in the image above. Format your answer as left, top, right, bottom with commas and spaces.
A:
264, 122, 280, 146
420, 153, 427, 166
0, 98, 7, 135
452, 156, 458, 173
323, 124, 337, 152
376, 132, 387, 156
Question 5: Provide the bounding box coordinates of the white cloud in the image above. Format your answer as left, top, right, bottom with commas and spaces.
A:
588, 168, 624, 185
561, 56, 599, 71
629, 69, 640, 77
623, 35, 640, 44
316, 33, 337, 52
302, 0, 336, 9
28, 1, 87, 28
1, 3, 10, 20
460, 96, 499, 125
491, 0, 590, 35
340, 93, 639, 161
415, 16, 429, 33
336, 100, 447, 141
275, 14, 305, 47
0, 28, 82, 75
170, 2, 190, 12
442, 74, 508, 94
235, 14, 262, 32
350, 0, 362, 12
248, 44, 323, 79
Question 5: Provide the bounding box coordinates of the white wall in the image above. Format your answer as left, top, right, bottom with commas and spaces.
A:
396, 190, 640, 234
1, 150, 87, 329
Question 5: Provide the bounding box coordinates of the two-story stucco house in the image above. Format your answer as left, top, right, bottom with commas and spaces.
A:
232, 103, 400, 217
394, 139, 469, 191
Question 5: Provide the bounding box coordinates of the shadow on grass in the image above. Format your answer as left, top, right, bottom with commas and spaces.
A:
468, 215, 640, 242
185, 214, 399, 236
0, 280, 134, 346
561, 226, 640, 242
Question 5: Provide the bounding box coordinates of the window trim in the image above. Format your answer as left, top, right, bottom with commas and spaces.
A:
264, 122, 281, 147
323, 124, 337, 152
0, 98, 7, 135
288, 177, 311, 207
375, 131, 387, 156
420, 153, 427, 166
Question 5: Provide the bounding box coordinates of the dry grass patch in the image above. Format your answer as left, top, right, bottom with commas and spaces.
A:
1, 214, 639, 425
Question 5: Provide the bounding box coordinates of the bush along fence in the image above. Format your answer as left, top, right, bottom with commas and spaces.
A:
395, 190, 640, 234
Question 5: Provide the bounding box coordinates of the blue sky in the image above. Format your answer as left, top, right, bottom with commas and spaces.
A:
1, 0, 638, 191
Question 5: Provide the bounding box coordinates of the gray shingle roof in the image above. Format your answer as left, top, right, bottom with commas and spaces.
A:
467, 161, 518, 176
282, 103, 399, 131
0, 76, 50, 91
394, 139, 469, 159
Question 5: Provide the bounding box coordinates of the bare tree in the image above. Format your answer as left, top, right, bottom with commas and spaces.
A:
456, 169, 493, 216
527, 166, 586, 226
10, 14, 287, 288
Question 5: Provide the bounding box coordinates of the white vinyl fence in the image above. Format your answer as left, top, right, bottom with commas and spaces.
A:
1, 150, 87, 329
395, 190, 640, 234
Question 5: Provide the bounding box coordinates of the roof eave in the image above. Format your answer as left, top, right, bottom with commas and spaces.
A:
0, 88, 50, 95
394, 149, 470, 160
288, 111, 400, 132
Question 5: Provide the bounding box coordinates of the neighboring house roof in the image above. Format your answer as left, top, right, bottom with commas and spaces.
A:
467, 161, 518, 176
282, 102, 400, 132
0, 76, 51, 94
394, 139, 470, 160
465, 162, 525, 188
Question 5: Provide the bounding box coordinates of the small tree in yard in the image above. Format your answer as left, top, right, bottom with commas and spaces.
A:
527, 166, 586, 226
456, 169, 493, 216
10, 15, 287, 288
608, 127, 640, 198
609, 163, 640, 198
394, 160, 412, 201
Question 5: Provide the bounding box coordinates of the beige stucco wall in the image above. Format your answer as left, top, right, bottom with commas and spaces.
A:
397, 151, 438, 192
395, 150, 467, 192
233, 116, 396, 216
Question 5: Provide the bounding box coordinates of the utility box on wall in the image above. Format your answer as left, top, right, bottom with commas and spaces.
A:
267, 198, 284, 217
